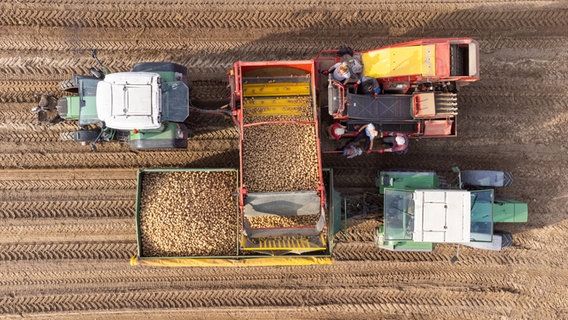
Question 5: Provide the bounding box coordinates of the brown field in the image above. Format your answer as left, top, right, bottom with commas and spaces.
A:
0, 1, 567, 319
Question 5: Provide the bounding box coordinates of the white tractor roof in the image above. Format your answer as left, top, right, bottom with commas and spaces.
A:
413, 190, 471, 243
96, 72, 162, 130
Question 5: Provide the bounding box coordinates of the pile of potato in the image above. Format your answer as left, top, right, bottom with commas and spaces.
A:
243, 96, 313, 124
247, 214, 321, 228
242, 123, 319, 192
138, 170, 238, 257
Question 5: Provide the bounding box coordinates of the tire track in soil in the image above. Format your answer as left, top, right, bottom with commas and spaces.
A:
189, 128, 239, 141
1, 36, 566, 63
0, 130, 79, 144
186, 139, 238, 152
3, 0, 560, 9
512, 221, 568, 250
0, 122, 77, 131
0, 55, 239, 84
329, 167, 380, 190
0, 179, 135, 192
335, 230, 377, 243
0, 189, 134, 204
0, 241, 135, 261
0, 126, 237, 154
0, 150, 239, 169
1, 40, 568, 83
0, 170, 136, 190
0, 33, 566, 53
0, 200, 135, 219
0, 81, 60, 103
1, 261, 563, 300
2, 6, 567, 31
0, 77, 230, 99
332, 241, 566, 267
0, 287, 548, 317
0, 141, 129, 155
0, 218, 135, 243
0, 2, 565, 318
0, 0, 542, 9
0, 109, 38, 123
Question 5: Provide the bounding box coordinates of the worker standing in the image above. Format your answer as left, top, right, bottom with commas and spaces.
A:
381, 133, 409, 153
328, 122, 346, 140
325, 62, 351, 85
326, 60, 362, 86
347, 123, 379, 152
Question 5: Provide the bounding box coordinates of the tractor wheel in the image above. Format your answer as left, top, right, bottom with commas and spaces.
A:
60, 79, 78, 93
131, 62, 188, 77
73, 129, 102, 143
499, 231, 514, 248
502, 171, 513, 187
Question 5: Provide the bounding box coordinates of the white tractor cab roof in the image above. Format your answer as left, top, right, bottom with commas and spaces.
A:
96, 72, 162, 130
412, 190, 471, 243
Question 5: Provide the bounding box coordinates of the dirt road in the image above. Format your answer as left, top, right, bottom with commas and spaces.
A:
0, 1, 567, 319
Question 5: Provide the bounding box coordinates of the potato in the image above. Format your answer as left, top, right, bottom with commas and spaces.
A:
138, 171, 237, 257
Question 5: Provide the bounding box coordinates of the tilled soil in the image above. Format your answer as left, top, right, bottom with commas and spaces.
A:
0, 1, 567, 319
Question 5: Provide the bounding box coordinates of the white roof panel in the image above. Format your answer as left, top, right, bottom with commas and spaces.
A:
413, 190, 471, 243
96, 72, 162, 130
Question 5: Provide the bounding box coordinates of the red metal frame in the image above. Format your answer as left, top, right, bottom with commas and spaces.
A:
230, 60, 326, 227
313, 38, 473, 150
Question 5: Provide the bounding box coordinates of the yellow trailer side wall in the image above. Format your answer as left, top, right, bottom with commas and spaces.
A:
131, 256, 334, 267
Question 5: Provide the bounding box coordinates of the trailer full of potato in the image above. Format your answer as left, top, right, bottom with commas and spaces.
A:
242, 123, 319, 193
238, 64, 323, 241
134, 62, 329, 261
138, 170, 238, 257
247, 214, 321, 229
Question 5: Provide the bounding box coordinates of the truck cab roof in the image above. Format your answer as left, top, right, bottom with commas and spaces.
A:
96, 72, 162, 130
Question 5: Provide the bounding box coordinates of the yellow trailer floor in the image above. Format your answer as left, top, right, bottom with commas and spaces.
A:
243, 96, 311, 116
243, 82, 311, 97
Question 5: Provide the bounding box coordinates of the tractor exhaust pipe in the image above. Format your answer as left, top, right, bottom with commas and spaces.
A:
90, 50, 110, 78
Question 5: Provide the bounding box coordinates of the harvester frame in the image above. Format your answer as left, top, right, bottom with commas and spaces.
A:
229, 60, 331, 256
314, 38, 480, 153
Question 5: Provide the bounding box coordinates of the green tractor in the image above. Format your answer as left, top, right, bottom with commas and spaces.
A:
55, 51, 190, 151
375, 168, 528, 252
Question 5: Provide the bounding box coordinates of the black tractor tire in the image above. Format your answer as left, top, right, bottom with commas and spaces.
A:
130, 62, 188, 77
495, 231, 514, 248
73, 129, 102, 143
60, 79, 79, 93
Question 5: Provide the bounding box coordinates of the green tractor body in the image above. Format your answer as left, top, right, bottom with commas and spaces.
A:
129, 122, 188, 150
56, 62, 190, 151
375, 170, 528, 252
56, 77, 99, 124
493, 199, 528, 223
56, 95, 80, 120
